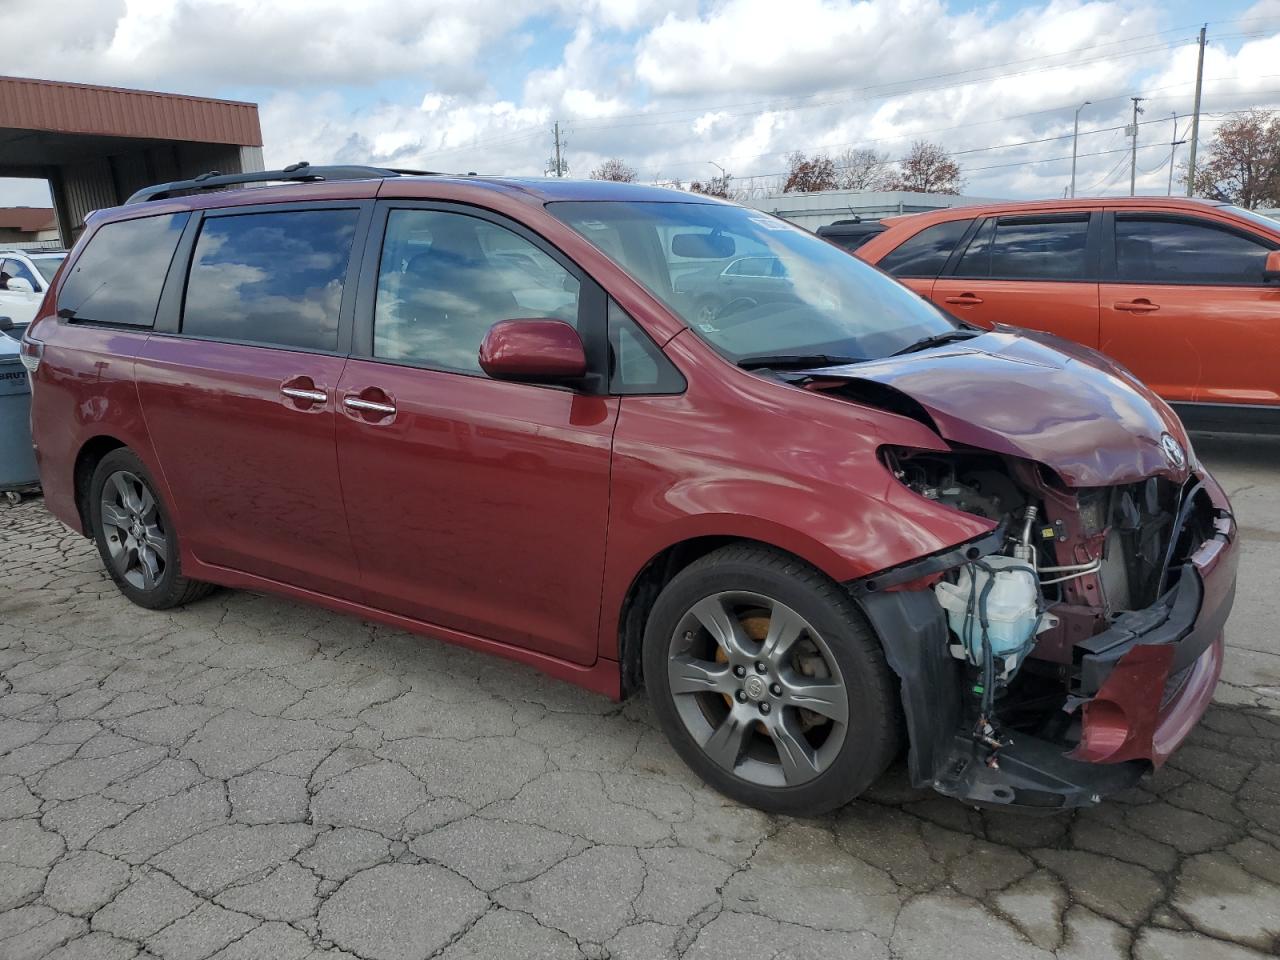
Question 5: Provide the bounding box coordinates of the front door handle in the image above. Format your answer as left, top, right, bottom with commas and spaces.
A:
280, 375, 326, 410
1113, 299, 1160, 313
281, 386, 327, 403
343, 395, 397, 415
943, 293, 984, 305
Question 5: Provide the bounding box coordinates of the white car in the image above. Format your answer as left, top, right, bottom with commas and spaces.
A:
0, 249, 66, 328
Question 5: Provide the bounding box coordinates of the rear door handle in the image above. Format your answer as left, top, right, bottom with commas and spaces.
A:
1113, 299, 1160, 313
343, 395, 397, 415
943, 293, 984, 305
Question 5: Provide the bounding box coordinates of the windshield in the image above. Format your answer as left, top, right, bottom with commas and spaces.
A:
32, 255, 65, 283
548, 200, 957, 363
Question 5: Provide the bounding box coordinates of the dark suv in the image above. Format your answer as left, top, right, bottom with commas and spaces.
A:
23, 165, 1237, 814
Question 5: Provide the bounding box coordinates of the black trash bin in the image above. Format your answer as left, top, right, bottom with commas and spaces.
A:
0, 325, 39, 503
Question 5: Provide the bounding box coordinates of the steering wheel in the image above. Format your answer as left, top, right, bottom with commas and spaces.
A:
714, 297, 759, 324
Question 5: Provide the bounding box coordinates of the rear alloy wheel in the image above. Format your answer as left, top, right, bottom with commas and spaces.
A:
644, 545, 900, 815
89, 448, 213, 609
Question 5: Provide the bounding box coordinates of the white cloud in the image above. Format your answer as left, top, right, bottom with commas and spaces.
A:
4, 0, 562, 94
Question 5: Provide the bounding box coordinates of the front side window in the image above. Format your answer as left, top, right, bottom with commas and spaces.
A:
955, 216, 1089, 280
1, 258, 39, 290
182, 208, 359, 351
373, 209, 581, 374
550, 201, 956, 364
58, 213, 189, 327
878, 219, 972, 277
1115, 217, 1272, 284
608, 300, 685, 394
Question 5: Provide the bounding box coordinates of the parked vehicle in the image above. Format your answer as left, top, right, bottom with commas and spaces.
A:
816, 218, 886, 253
855, 198, 1280, 432
0, 248, 67, 329
24, 166, 1237, 814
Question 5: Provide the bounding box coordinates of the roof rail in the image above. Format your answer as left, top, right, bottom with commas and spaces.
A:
124, 161, 438, 204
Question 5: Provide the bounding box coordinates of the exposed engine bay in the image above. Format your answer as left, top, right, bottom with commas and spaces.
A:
858, 446, 1228, 810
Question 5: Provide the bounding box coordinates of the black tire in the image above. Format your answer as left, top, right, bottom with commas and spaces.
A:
88, 448, 214, 610
643, 544, 901, 816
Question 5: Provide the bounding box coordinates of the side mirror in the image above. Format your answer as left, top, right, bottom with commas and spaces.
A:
1265, 250, 1280, 283
0, 317, 12, 333
5, 277, 34, 295
479, 319, 587, 383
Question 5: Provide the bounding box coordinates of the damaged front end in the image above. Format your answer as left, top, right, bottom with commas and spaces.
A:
849, 446, 1237, 811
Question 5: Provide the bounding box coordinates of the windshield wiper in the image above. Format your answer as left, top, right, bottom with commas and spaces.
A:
736, 353, 864, 371
889, 328, 981, 357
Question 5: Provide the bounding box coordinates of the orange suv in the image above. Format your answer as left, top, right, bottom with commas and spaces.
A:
856, 198, 1280, 432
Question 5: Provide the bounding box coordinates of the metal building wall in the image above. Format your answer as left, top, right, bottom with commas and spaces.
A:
52, 142, 252, 242
0, 76, 262, 147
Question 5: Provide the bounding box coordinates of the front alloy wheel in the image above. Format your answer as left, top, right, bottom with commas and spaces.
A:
644, 544, 901, 815
667, 591, 849, 788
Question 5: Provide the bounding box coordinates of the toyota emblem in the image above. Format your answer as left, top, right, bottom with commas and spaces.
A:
1160, 433, 1186, 469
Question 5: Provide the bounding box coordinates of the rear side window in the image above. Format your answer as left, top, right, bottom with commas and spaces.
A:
955, 216, 1089, 280
878, 219, 972, 277
182, 209, 359, 351
1115, 217, 1272, 284
58, 213, 188, 327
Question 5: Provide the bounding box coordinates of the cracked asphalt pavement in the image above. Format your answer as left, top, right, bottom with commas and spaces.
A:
2, 433, 1279, 960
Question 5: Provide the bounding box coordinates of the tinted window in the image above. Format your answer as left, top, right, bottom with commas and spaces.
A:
956, 217, 1089, 280
182, 209, 359, 351
608, 300, 685, 395
1115, 217, 1271, 284
822, 232, 882, 253
374, 209, 580, 374
58, 213, 188, 326
878, 219, 972, 277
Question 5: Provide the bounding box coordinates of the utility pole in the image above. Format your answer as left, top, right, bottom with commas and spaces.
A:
1128, 97, 1145, 196
1186, 24, 1207, 196
1070, 101, 1091, 198
548, 122, 567, 178
1167, 113, 1187, 196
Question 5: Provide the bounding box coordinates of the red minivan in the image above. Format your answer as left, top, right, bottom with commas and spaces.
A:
23, 166, 1237, 814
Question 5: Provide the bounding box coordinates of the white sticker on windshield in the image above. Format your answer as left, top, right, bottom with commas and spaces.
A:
747, 216, 796, 232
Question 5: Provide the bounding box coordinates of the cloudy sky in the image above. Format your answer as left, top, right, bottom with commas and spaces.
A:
4, 0, 1279, 207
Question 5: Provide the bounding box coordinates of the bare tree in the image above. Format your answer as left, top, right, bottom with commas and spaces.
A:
690, 173, 734, 199
589, 158, 638, 183
1190, 109, 1280, 208
889, 141, 965, 194
783, 152, 839, 193
837, 147, 892, 191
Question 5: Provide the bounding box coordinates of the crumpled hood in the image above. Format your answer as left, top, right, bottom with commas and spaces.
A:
804, 327, 1192, 487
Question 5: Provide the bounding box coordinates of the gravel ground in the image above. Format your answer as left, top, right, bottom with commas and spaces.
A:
1, 432, 1278, 960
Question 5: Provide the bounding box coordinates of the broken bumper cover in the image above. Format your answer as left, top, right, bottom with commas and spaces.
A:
851, 480, 1237, 812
